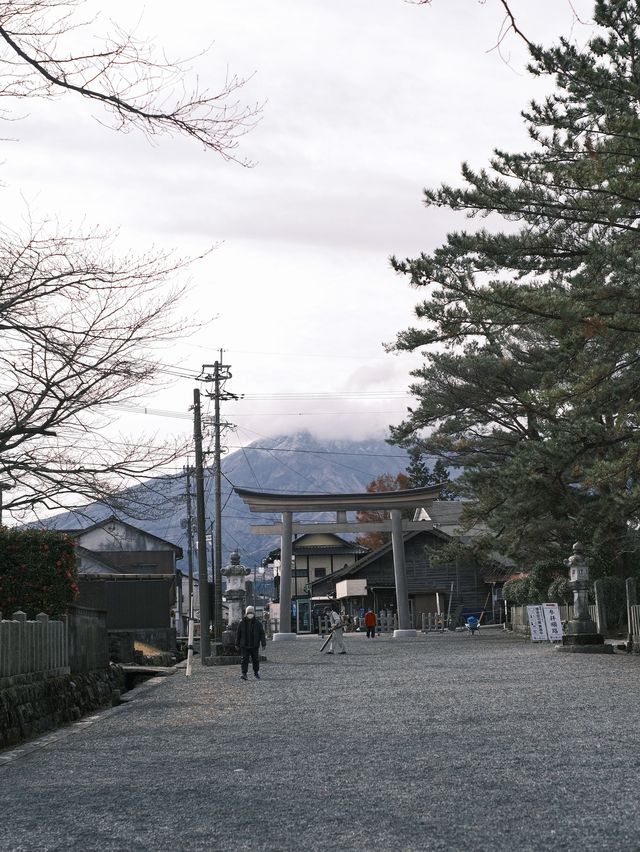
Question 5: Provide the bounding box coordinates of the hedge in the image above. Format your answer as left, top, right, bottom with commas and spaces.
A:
0, 527, 78, 618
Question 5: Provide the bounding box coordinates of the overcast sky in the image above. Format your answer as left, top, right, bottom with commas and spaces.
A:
5, 0, 596, 459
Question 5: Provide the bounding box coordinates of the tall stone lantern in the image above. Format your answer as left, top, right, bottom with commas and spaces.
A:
559, 542, 611, 653
220, 551, 251, 647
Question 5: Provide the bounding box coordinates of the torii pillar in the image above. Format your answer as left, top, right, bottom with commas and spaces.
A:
391, 509, 415, 637
274, 511, 296, 641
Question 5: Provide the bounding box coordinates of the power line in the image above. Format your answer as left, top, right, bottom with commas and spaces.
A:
109, 404, 192, 420
196, 391, 408, 402
228, 444, 407, 459
230, 410, 405, 417
179, 342, 398, 362
109, 390, 410, 417
109, 405, 406, 420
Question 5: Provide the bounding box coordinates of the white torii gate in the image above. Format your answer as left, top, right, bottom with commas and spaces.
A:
234, 484, 443, 641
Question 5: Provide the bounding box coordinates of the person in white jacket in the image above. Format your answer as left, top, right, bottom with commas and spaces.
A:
325, 608, 346, 655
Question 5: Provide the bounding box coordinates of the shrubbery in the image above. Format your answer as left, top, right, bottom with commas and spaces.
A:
502, 563, 627, 628
547, 577, 572, 605
502, 577, 531, 606
0, 527, 78, 618
503, 560, 566, 606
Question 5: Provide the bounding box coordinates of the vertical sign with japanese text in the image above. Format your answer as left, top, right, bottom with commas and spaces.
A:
527, 605, 548, 641
527, 603, 564, 642
543, 603, 563, 642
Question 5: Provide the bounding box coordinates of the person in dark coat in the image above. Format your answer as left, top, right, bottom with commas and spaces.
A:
236, 605, 267, 680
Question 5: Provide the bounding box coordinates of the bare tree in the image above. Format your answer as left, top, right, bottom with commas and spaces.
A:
0, 1, 260, 160
0, 3, 260, 521
0, 223, 203, 520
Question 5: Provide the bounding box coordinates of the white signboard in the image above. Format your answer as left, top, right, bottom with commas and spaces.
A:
543, 603, 563, 642
527, 603, 564, 642
527, 605, 548, 642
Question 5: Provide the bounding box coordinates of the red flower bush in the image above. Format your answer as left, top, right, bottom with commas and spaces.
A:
0, 528, 78, 619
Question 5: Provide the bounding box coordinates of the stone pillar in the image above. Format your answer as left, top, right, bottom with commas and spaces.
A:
13, 610, 26, 675
274, 511, 296, 641
36, 613, 48, 673
558, 542, 612, 654
391, 509, 416, 638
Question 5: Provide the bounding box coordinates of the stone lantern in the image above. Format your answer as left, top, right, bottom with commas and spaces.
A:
220, 551, 251, 647
559, 542, 611, 654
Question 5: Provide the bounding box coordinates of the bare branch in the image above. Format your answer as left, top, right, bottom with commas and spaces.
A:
405, 0, 585, 50
0, 220, 205, 516
496, 0, 532, 48
0, 1, 261, 162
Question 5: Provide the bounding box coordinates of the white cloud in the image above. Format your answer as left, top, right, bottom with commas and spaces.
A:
1, 0, 597, 452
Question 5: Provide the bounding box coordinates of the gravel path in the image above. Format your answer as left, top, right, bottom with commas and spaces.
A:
2, 629, 640, 852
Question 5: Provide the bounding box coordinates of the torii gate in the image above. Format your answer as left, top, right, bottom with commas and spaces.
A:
234, 484, 443, 641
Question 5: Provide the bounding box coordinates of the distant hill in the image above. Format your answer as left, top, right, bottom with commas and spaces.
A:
42, 431, 412, 567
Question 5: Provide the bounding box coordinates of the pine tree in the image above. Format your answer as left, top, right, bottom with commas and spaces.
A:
389, 1, 640, 576
396, 436, 456, 498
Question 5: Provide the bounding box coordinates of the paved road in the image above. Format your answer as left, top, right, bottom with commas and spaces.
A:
2, 629, 640, 852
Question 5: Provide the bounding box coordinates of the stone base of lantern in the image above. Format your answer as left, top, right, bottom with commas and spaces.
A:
557, 633, 613, 654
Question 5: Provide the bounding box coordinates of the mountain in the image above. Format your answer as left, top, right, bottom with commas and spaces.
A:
42, 432, 411, 567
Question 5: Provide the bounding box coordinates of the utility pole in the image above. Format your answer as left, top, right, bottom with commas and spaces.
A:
192, 388, 211, 660
201, 356, 239, 643
184, 464, 196, 677
184, 464, 195, 622
214, 521, 217, 592
213, 360, 224, 641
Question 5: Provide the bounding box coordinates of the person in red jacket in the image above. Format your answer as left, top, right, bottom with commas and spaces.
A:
364, 609, 377, 639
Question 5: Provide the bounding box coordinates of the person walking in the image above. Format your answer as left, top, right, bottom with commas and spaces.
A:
364, 608, 377, 639
325, 607, 346, 655
236, 605, 267, 680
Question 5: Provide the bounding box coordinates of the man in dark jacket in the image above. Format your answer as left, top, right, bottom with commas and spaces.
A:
236, 605, 267, 680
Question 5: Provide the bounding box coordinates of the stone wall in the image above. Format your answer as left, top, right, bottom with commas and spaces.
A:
0, 666, 124, 750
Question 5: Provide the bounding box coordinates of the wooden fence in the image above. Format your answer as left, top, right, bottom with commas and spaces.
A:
421, 612, 449, 632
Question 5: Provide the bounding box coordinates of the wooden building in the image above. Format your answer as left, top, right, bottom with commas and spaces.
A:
66, 516, 185, 656
308, 527, 490, 625
273, 532, 369, 598
70, 516, 183, 575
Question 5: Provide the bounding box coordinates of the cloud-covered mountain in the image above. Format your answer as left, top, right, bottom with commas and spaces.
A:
43, 431, 411, 567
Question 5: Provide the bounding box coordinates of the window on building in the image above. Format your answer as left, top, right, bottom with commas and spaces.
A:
314, 567, 327, 578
